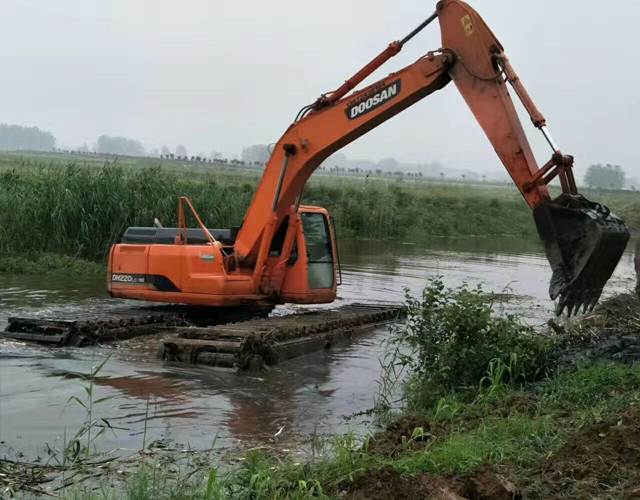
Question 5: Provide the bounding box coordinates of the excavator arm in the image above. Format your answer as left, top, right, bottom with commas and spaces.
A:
232, 0, 629, 315
233, 52, 454, 258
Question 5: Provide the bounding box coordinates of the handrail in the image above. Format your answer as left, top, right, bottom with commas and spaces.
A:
175, 196, 227, 275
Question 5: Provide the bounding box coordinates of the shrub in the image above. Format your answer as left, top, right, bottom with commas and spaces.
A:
391, 277, 553, 406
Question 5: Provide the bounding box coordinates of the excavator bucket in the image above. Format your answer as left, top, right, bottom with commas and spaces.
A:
534, 194, 630, 316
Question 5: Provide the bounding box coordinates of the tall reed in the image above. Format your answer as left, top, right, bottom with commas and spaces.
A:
0, 160, 539, 261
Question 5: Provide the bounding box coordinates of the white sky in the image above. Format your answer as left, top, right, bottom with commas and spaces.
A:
3, 0, 639, 173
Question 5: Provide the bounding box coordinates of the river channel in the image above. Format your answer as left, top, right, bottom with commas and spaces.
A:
0, 238, 635, 461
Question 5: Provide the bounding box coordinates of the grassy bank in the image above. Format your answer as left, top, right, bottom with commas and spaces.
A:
1, 157, 542, 264
7, 282, 640, 498
3, 153, 639, 272
0, 253, 104, 276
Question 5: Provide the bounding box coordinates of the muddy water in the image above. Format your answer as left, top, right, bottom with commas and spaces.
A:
0, 238, 635, 461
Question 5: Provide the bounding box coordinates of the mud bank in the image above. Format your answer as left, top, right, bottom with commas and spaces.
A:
553, 293, 640, 366
346, 465, 520, 500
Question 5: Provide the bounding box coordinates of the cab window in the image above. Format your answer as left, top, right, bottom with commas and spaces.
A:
301, 212, 334, 289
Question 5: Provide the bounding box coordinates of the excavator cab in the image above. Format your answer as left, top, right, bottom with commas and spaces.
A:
108, 202, 340, 307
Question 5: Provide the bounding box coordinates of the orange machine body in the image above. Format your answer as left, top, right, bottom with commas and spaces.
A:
108, 205, 339, 306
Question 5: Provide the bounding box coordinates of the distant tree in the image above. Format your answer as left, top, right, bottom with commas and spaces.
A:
96, 135, 145, 156
242, 144, 270, 164
0, 123, 55, 151
378, 158, 400, 172
322, 152, 348, 171
176, 144, 188, 158
584, 163, 625, 190
161, 145, 171, 157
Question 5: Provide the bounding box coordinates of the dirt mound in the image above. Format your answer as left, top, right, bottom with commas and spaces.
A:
597, 293, 640, 315
345, 467, 462, 500
550, 293, 640, 367
465, 468, 522, 500
346, 466, 521, 500
579, 293, 640, 333
365, 415, 433, 457
532, 408, 640, 498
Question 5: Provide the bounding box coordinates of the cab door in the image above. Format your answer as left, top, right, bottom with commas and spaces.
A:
280, 210, 338, 303
301, 212, 335, 289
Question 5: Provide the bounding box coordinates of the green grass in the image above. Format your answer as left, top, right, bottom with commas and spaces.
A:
0, 162, 256, 261
0, 252, 105, 276
2, 151, 637, 270
542, 362, 640, 408
57, 362, 640, 499
0, 154, 542, 264
408, 414, 560, 473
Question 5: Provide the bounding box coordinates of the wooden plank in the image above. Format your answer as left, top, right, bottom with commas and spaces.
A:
3, 331, 67, 344
195, 352, 237, 368
7, 318, 76, 332
164, 338, 244, 353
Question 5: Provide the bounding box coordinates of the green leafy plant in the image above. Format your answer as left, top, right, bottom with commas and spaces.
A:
389, 277, 553, 408
63, 355, 119, 462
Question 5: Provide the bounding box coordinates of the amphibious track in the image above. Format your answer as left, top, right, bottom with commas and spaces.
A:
2, 303, 404, 370
2, 305, 274, 347
161, 303, 403, 370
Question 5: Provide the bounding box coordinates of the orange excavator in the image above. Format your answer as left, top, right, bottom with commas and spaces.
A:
108, 0, 629, 317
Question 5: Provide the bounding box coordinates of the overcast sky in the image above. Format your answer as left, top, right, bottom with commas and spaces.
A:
3, 0, 639, 174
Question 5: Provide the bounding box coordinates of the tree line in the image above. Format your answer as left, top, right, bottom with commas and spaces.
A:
0, 123, 633, 191
584, 163, 627, 190
0, 123, 55, 151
